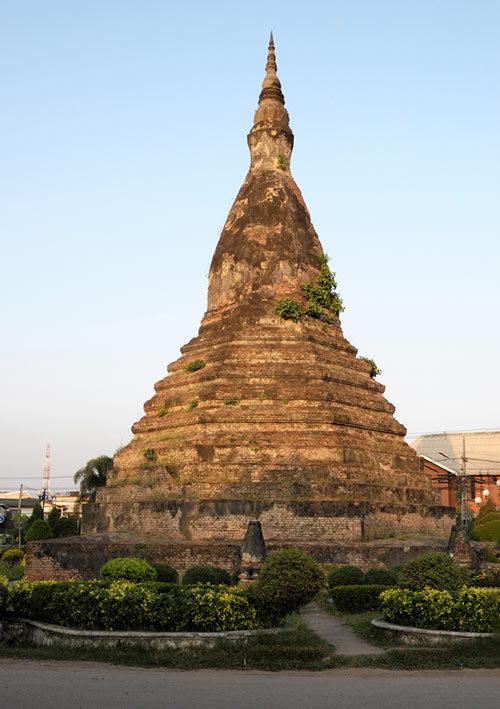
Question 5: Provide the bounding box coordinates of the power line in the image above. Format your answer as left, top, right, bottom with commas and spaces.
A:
407, 426, 500, 436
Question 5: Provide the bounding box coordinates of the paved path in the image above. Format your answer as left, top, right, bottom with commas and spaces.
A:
0, 660, 499, 709
300, 601, 385, 655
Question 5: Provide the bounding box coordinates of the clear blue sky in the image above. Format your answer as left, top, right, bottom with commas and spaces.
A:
1, 1, 499, 493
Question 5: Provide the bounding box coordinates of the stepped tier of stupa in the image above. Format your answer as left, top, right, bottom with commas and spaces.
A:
82, 35, 454, 543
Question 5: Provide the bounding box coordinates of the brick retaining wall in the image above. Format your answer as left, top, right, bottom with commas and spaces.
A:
26, 534, 449, 581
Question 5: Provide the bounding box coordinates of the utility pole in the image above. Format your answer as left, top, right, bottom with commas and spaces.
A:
460, 435, 468, 527
17, 484, 23, 549
439, 436, 468, 527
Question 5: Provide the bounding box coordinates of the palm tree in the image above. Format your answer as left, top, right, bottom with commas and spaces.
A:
74, 455, 113, 501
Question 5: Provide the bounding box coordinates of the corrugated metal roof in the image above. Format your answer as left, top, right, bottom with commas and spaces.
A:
411, 430, 500, 475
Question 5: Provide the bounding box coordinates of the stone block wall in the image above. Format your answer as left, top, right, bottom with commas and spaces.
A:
25, 534, 450, 581
26, 536, 242, 582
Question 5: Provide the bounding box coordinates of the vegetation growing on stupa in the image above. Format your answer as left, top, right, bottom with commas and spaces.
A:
301, 254, 343, 318
143, 447, 157, 462
358, 356, 382, 378
273, 254, 343, 323
184, 359, 206, 373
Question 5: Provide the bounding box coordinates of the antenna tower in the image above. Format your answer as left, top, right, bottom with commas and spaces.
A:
41, 444, 51, 499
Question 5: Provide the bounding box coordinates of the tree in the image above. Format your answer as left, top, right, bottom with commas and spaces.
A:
74, 455, 113, 501
46, 507, 79, 538
26, 502, 43, 532
25, 519, 53, 542
47, 506, 61, 533
53, 515, 79, 537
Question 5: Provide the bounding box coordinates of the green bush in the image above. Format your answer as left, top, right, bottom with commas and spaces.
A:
53, 515, 79, 537
364, 567, 398, 586
301, 254, 343, 318
2, 548, 24, 572
476, 499, 497, 523
397, 553, 469, 591
25, 503, 43, 531
253, 549, 325, 620
358, 356, 382, 379
330, 585, 391, 613
47, 507, 61, 531
184, 359, 206, 372
150, 562, 178, 583
328, 565, 364, 588
25, 519, 54, 542
9, 579, 261, 632
381, 586, 500, 632
273, 298, 303, 323
136, 581, 180, 593
142, 447, 157, 462
0, 576, 8, 615
474, 520, 500, 544
100, 557, 157, 583
469, 569, 500, 588
185, 585, 257, 631
182, 565, 231, 586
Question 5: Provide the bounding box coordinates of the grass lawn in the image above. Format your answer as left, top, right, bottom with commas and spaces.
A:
1, 611, 499, 671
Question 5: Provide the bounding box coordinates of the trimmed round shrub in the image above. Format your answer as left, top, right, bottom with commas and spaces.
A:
364, 567, 398, 586
150, 562, 178, 583
397, 552, 469, 591
328, 565, 364, 588
25, 519, 54, 542
182, 565, 231, 586
253, 549, 325, 619
2, 548, 25, 571
100, 557, 157, 583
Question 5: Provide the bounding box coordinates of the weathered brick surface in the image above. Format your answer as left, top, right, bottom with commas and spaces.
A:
26, 535, 450, 581
78, 37, 454, 546
26, 536, 241, 581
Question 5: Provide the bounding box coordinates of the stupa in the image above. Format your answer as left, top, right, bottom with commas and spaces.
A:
82, 35, 453, 545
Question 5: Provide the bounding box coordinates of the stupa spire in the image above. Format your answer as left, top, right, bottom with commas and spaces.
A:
258, 31, 284, 105
249, 33, 293, 169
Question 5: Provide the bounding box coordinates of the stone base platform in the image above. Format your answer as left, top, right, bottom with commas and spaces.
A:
25, 533, 449, 582
0, 618, 292, 650
371, 617, 494, 645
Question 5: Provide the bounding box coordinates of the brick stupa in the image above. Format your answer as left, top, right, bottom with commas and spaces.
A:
83, 35, 453, 544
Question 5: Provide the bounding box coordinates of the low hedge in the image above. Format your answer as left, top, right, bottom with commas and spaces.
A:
150, 562, 178, 583
182, 565, 231, 586
380, 586, 500, 633
328, 565, 363, 587
0, 576, 8, 614
9, 579, 262, 632
329, 584, 391, 613
327, 566, 398, 589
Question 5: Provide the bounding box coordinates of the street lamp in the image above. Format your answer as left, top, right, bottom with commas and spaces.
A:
37, 479, 49, 516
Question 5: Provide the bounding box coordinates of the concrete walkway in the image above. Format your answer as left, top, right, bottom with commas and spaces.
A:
301, 602, 385, 656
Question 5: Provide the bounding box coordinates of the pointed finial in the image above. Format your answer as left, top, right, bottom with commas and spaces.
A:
259, 31, 284, 105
